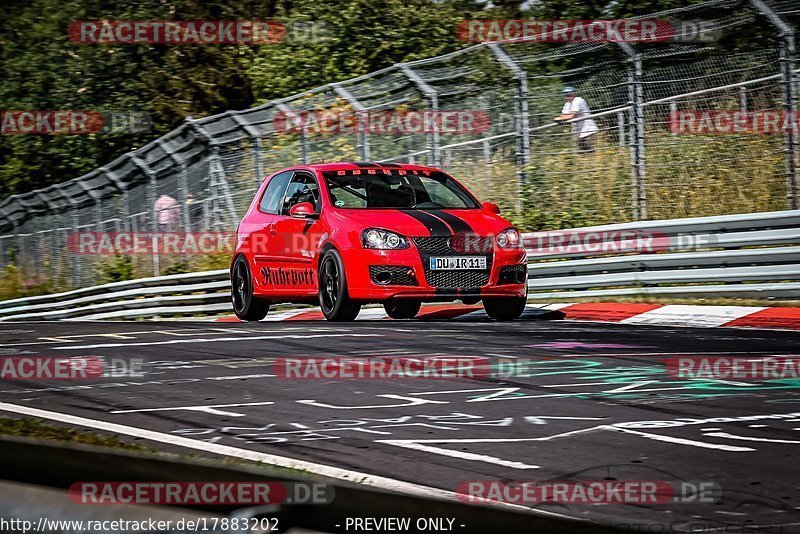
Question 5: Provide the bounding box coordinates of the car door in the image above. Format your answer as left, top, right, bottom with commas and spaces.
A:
266, 171, 322, 298
249, 170, 293, 296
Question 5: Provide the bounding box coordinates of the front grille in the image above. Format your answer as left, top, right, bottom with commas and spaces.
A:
369, 265, 417, 286
498, 264, 527, 285
413, 236, 493, 255
424, 270, 490, 289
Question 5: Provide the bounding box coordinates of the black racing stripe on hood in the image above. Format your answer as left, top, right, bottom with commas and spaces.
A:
431, 211, 472, 234
403, 210, 452, 236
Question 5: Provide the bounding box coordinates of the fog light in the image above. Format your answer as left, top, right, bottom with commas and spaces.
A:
375, 271, 392, 285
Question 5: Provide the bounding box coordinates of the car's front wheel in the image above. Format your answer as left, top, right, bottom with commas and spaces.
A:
483, 295, 526, 321
231, 256, 270, 321
319, 249, 361, 321
384, 299, 421, 320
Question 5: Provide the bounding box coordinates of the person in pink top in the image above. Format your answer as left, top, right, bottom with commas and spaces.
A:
154, 194, 180, 231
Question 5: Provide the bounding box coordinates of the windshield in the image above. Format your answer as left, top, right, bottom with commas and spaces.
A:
322, 170, 478, 209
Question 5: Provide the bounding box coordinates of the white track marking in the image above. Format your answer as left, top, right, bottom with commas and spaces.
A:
523, 416, 606, 424
0, 402, 570, 519
380, 442, 540, 469
207, 374, 275, 381
51, 333, 379, 350
619, 305, 765, 328
110, 401, 275, 417
701, 432, 800, 444
260, 310, 313, 321
607, 426, 754, 451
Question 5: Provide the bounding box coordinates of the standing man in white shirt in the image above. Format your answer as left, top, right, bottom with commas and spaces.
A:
554, 86, 599, 152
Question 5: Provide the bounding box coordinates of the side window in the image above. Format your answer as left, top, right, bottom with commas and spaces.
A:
259, 171, 293, 214
280, 173, 319, 215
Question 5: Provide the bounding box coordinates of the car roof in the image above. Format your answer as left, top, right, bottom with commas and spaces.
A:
298, 162, 443, 173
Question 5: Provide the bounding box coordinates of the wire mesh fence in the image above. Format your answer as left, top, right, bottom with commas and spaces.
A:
0, 0, 798, 292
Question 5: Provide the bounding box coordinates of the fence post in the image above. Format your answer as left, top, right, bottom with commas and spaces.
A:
488, 44, 531, 208
154, 140, 188, 232
669, 101, 678, 137
100, 166, 128, 225
751, 0, 799, 209
131, 155, 160, 277
187, 118, 239, 229
277, 104, 310, 164
619, 42, 647, 220
740, 86, 748, 113
229, 112, 264, 190
781, 31, 798, 209
69, 201, 81, 287
399, 64, 440, 166
177, 163, 189, 232
332, 83, 371, 161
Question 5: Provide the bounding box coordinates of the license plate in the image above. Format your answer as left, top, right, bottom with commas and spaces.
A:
429, 256, 487, 270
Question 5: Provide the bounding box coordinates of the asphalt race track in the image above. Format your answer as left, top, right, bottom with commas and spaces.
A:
1, 314, 799, 533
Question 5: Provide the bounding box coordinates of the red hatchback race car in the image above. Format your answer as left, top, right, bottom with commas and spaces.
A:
231, 162, 528, 321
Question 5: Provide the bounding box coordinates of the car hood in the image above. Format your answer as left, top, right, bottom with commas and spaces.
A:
329, 208, 513, 237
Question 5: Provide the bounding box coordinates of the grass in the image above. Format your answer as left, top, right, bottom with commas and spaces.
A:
0, 417, 318, 477
0, 417, 152, 451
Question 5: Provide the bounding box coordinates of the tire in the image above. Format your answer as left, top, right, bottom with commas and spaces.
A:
483, 295, 527, 321
384, 299, 421, 320
231, 256, 270, 321
319, 249, 361, 321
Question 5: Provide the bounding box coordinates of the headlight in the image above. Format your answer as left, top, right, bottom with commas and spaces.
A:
362, 228, 410, 250
496, 228, 522, 249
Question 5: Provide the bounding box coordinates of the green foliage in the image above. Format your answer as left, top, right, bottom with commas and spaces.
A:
98, 254, 134, 283
162, 259, 190, 275
0, 264, 56, 300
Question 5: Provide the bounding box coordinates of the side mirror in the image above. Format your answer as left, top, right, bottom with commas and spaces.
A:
289, 202, 317, 219
482, 202, 501, 214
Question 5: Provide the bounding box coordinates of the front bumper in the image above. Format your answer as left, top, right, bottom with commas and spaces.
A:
343, 245, 527, 301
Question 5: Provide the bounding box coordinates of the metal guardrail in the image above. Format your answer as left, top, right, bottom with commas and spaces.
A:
0, 210, 797, 320
524, 209, 800, 300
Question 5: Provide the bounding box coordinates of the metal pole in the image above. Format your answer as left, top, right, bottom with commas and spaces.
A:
399, 64, 440, 166
332, 83, 371, 161
782, 33, 799, 209
619, 42, 647, 220
483, 139, 493, 186
178, 163, 190, 232
488, 44, 531, 193
253, 136, 264, 188
71, 208, 80, 287
300, 128, 310, 164
634, 55, 647, 220
187, 118, 239, 229
626, 60, 638, 220
751, 0, 799, 208
228, 112, 265, 189
131, 155, 160, 277
278, 104, 310, 164
669, 102, 678, 137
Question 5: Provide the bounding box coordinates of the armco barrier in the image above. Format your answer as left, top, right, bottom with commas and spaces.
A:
525, 209, 800, 300
0, 210, 797, 320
